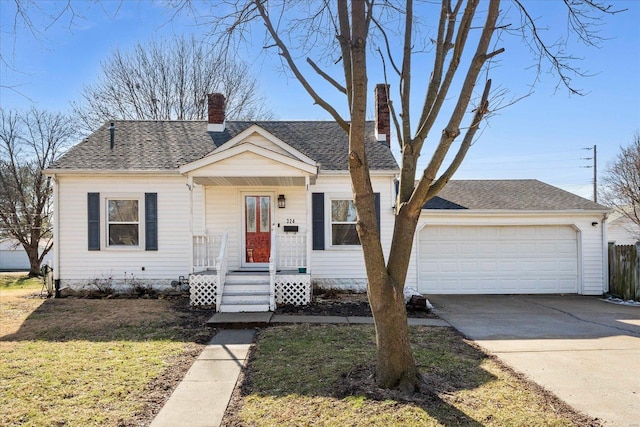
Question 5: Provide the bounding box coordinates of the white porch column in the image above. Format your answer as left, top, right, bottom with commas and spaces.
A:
305, 175, 312, 272
188, 175, 194, 273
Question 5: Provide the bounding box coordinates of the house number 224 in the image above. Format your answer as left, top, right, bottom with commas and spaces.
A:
286, 218, 295, 224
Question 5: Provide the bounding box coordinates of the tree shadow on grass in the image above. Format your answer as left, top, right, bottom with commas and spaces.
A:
225, 325, 495, 426
0, 296, 215, 343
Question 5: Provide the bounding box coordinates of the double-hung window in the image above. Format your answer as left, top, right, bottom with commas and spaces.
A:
88, 193, 157, 251
330, 199, 360, 246
107, 199, 140, 246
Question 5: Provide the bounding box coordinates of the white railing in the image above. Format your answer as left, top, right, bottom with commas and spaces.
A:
215, 232, 228, 312
269, 225, 277, 311
276, 233, 307, 269
193, 234, 223, 270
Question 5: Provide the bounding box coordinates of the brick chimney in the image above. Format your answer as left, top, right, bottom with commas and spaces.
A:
374, 83, 390, 146
207, 93, 226, 132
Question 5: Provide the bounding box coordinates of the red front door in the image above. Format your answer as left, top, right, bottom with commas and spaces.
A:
245, 195, 271, 263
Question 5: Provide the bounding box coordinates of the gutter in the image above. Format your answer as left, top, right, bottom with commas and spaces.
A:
420, 208, 612, 216
51, 174, 61, 296
42, 169, 181, 176
320, 169, 400, 176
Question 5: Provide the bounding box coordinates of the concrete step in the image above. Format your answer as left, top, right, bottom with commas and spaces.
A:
225, 273, 270, 285
207, 312, 273, 328
219, 303, 270, 313
223, 282, 270, 293
221, 292, 270, 306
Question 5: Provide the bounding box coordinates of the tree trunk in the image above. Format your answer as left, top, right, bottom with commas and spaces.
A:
26, 244, 41, 277
344, 0, 418, 391
368, 205, 422, 391
367, 274, 417, 391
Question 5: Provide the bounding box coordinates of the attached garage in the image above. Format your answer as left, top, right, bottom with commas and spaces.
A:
415, 180, 610, 295
418, 225, 579, 294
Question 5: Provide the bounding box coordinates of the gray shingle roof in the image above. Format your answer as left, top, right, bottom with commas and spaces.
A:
423, 180, 608, 211
49, 120, 399, 171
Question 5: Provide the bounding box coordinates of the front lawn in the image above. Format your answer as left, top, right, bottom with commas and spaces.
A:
0, 283, 214, 426
0, 273, 42, 290
224, 324, 597, 426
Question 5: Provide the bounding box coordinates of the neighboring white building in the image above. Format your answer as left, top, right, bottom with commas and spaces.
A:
606, 210, 640, 245
44, 86, 610, 311
0, 239, 53, 271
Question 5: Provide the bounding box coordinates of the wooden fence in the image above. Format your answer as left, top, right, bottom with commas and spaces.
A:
608, 243, 640, 301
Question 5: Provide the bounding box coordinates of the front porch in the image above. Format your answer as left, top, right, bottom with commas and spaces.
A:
189, 232, 312, 311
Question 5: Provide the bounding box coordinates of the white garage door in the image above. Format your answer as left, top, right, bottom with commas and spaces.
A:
418, 225, 578, 294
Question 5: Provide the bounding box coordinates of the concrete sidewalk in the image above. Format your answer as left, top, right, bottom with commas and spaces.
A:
150, 329, 255, 427
150, 313, 449, 427
207, 312, 449, 327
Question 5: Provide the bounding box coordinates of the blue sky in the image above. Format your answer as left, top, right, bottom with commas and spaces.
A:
1, 0, 638, 200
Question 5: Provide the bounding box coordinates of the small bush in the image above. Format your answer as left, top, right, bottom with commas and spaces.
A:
86, 274, 114, 297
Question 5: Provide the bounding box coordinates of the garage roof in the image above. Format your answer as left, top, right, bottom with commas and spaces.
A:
423, 179, 608, 211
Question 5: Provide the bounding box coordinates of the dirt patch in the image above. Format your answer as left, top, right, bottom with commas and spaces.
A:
120, 343, 205, 427
275, 290, 437, 318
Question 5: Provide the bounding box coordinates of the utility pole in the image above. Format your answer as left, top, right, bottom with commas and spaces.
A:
582, 145, 598, 202
593, 144, 597, 203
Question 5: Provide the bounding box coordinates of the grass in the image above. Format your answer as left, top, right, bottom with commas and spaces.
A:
224, 324, 594, 426
0, 273, 42, 290
0, 281, 214, 426
1, 278, 595, 426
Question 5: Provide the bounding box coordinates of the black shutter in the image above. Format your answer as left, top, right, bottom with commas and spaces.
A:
88, 193, 100, 251
312, 193, 325, 250
145, 193, 158, 251
374, 192, 381, 234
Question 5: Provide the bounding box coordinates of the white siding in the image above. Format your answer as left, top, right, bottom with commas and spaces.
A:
191, 151, 309, 178
309, 175, 395, 286
240, 135, 294, 158
55, 174, 191, 287
607, 217, 640, 245
412, 213, 607, 296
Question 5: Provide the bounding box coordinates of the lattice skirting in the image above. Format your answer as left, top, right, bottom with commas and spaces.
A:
189, 274, 218, 306
275, 274, 312, 306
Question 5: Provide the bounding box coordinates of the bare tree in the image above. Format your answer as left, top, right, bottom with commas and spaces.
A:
601, 133, 640, 234
177, 0, 620, 391
71, 35, 273, 132
0, 108, 76, 276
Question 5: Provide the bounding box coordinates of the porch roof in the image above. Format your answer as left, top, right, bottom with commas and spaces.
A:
180, 142, 318, 186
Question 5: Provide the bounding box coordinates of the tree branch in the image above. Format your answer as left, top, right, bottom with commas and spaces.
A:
427, 79, 492, 199
408, 0, 500, 214
306, 57, 346, 93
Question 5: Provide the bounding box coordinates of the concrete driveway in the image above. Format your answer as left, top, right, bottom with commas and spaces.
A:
428, 295, 640, 426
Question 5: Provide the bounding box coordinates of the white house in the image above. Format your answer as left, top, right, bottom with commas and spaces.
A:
44, 85, 610, 311
606, 210, 640, 245
0, 238, 53, 272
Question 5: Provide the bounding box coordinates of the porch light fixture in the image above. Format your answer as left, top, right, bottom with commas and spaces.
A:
278, 194, 286, 208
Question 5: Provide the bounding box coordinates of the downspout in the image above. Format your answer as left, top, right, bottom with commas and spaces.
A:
602, 212, 609, 294
52, 174, 61, 297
